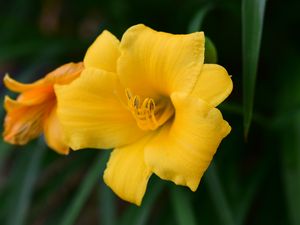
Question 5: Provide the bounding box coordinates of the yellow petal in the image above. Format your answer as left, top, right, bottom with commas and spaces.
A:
84, 30, 120, 72
145, 93, 231, 191
103, 135, 153, 206
43, 106, 69, 155
44, 62, 84, 85
118, 24, 205, 97
55, 68, 145, 150
191, 64, 233, 107
4, 74, 44, 93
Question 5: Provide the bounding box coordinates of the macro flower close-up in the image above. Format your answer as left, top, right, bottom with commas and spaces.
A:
3, 62, 83, 154
55, 24, 233, 205
2, 0, 298, 224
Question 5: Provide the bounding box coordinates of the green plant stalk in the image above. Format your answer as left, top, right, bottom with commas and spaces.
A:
59, 151, 110, 225
205, 163, 236, 225
242, 0, 267, 138
170, 187, 197, 225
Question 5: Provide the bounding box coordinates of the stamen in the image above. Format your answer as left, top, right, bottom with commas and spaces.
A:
125, 89, 174, 131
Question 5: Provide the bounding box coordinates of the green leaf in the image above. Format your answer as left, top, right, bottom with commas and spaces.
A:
0, 141, 12, 170
59, 151, 110, 225
187, 5, 218, 65
281, 114, 300, 225
170, 187, 197, 225
242, 0, 267, 137
235, 150, 273, 225
204, 163, 236, 225
119, 178, 165, 225
204, 36, 218, 64
99, 183, 117, 225
188, 3, 214, 33
6, 139, 46, 225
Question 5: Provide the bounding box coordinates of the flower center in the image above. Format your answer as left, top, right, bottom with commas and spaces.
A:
125, 88, 174, 131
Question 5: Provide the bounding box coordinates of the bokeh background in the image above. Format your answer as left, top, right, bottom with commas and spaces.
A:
1, 0, 300, 224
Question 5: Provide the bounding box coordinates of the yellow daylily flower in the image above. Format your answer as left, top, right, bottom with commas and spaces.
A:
55, 24, 233, 205
3, 62, 83, 154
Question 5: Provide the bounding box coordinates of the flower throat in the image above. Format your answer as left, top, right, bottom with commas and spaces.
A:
125, 89, 174, 131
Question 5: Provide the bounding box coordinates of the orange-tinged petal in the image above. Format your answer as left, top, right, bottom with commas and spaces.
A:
145, 93, 230, 191
84, 30, 120, 72
118, 24, 205, 97
55, 68, 145, 150
16, 85, 54, 105
4, 74, 44, 93
4, 96, 24, 112
191, 64, 233, 107
103, 135, 153, 206
43, 106, 69, 155
3, 62, 82, 151
44, 62, 84, 85
3, 99, 52, 145
4, 62, 83, 101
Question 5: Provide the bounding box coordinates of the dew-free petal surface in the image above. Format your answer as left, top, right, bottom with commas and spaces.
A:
191, 64, 233, 107
55, 68, 145, 150
104, 135, 153, 206
118, 24, 205, 97
43, 106, 69, 154
84, 30, 120, 72
145, 93, 231, 191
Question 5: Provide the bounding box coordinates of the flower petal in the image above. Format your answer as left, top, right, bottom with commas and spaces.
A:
103, 135, 153, 206
4, 96, 25, 112
3, 96, 48, 145
118, 24, 204, 97
44, 62, 84, 85
4, 62, 83, 93
84, 30, 120, 72
55, 68, 145, 150
191, 64, 233, 107
16, 85, 54, 105
43, 106, 69, 155
145, 93, 231, 191
3, 74, 44, 93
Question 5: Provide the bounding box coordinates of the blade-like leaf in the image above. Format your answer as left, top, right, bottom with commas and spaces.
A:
170, 187, 197, 225
6, 139, 46, 225
242, 0, 267, 137
204, 36, 218, 64
99, 183, 117, 225
119, 178, 165, 225
188, 3, 213, 33
235, 149, 273, 225
281, 114, 300, 225
205, 163, 235, 225
59, 151, 110, 225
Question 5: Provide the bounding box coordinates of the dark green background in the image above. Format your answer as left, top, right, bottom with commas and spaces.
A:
1, 0, 300, 224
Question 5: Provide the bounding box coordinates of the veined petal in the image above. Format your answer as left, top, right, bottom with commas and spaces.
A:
103, 135, 153, 206
4, 62, 83, 94
44, 62, 84, 85
84, 31, 120, 72
145, 93, 231, 191
4, 74, 44, 93
55, 68, 145, 150
118, 24, 205, 97
191, 64, 233, 107
43, 106, 69, 155
3, 98, 49, 145
16, 85, 54, 105
4, 96, 25, 112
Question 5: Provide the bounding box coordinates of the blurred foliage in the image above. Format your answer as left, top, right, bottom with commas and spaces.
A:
0, 0, 300, 224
